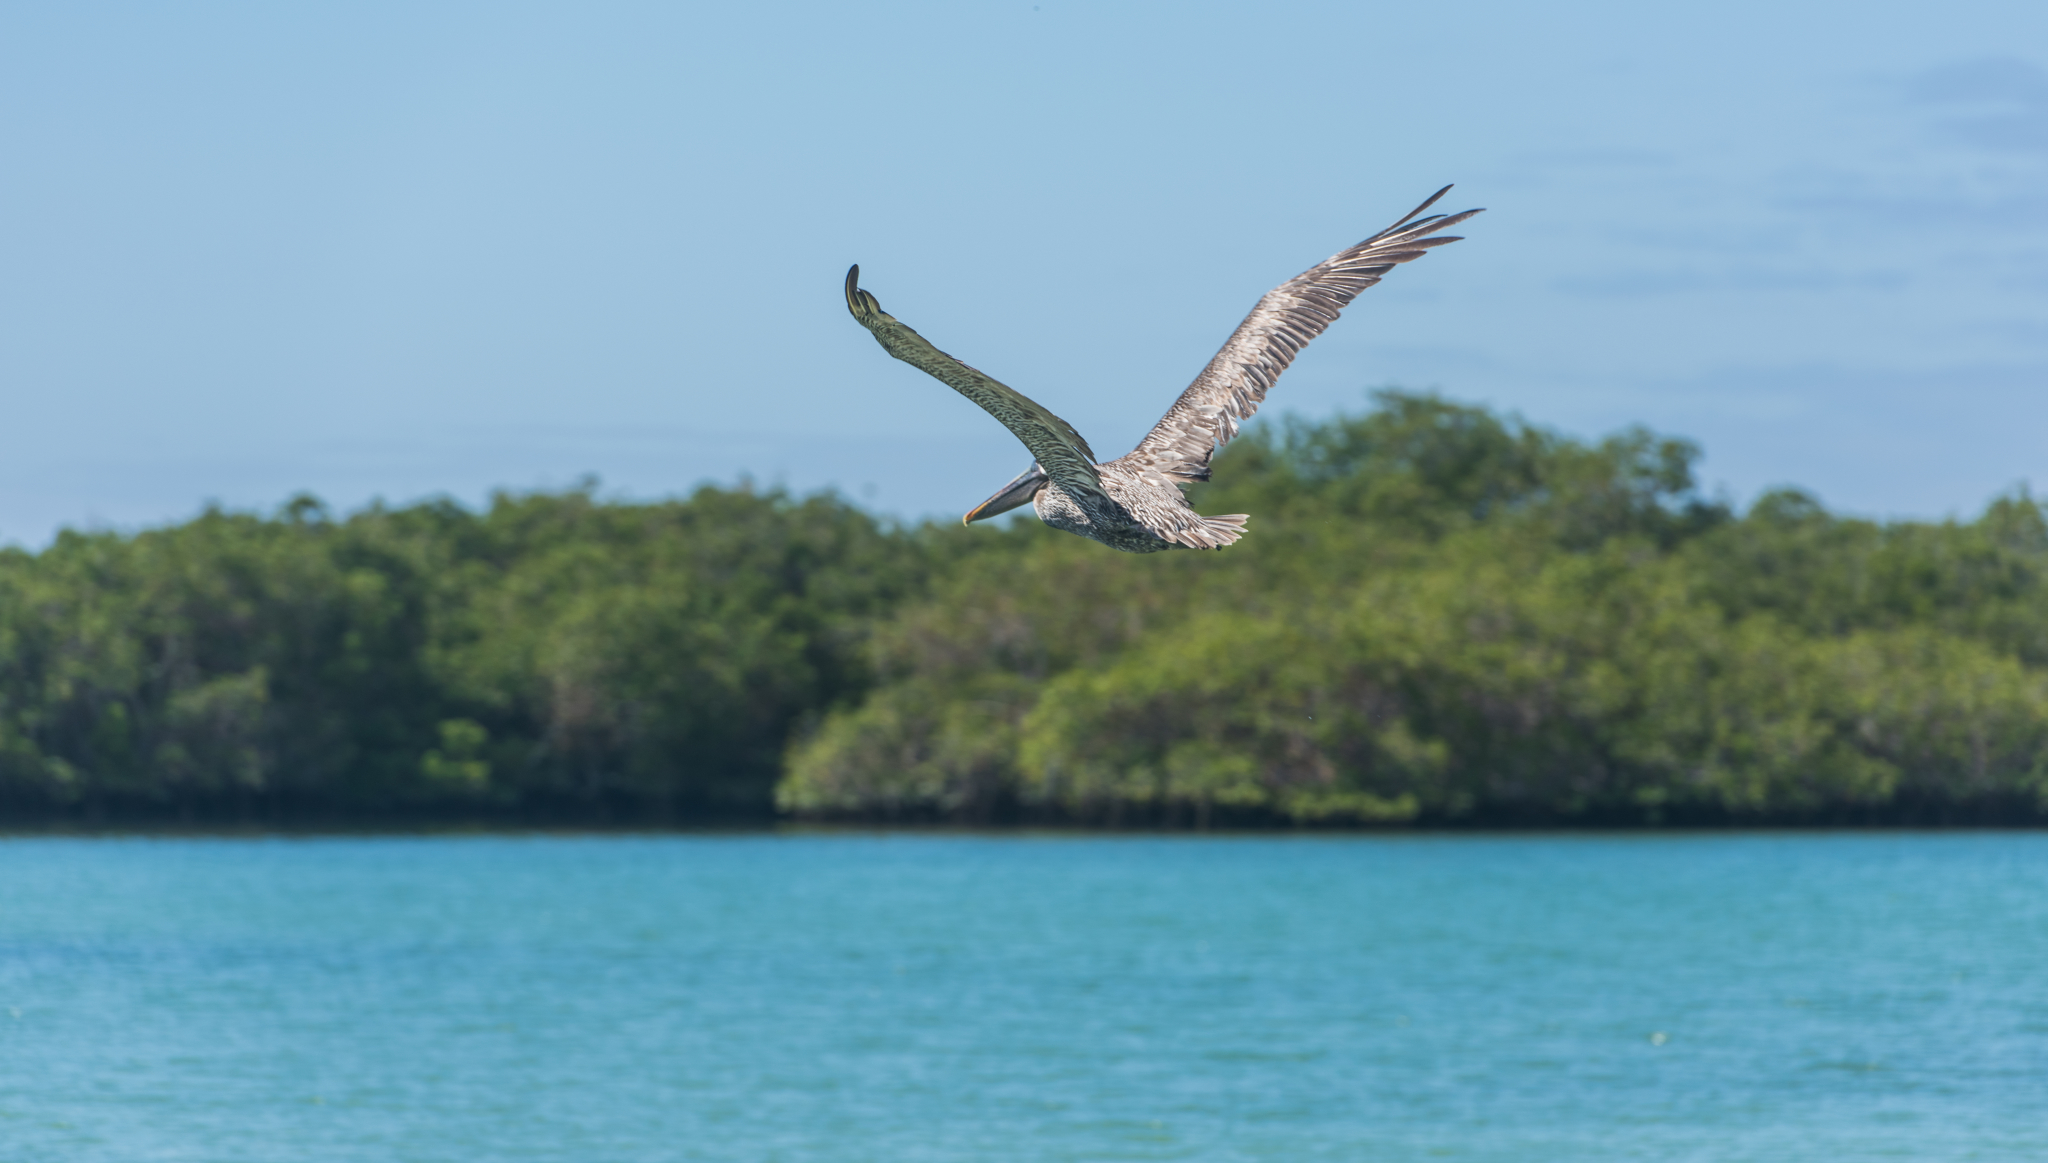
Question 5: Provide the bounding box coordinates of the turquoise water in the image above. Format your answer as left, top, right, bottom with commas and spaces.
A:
1, 834, 2043, 1161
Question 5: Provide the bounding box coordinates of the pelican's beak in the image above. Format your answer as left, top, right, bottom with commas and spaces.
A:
964, 463, 1048, 524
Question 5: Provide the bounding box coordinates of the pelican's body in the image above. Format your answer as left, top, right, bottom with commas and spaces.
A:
845, 187, 1481, 552
998, 461, 1241, 554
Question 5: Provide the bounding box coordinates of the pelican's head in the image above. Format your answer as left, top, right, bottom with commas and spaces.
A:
964, 463, 1049, 525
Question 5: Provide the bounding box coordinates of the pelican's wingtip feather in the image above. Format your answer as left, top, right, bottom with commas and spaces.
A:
844, 264, 885, 323
1387, 184, 1454, 232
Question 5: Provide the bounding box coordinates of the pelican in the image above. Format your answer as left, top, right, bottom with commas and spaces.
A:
844, 186, 1481, 552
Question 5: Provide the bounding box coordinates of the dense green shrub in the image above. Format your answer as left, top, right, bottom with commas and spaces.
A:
0, 484, 924, 820
783, 392, 2048, 825
5, 391, 2043, 825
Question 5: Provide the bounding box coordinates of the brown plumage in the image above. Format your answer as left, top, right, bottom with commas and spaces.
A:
844, 186, 1481, 552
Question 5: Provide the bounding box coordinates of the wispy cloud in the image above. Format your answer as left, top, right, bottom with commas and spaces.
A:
1503, 147, 1675, 171
1906, 57, 2048, 155
1554, 266, 1900, 298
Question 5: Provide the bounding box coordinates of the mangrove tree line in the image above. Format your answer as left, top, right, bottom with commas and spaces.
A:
3, 392, 2043, 825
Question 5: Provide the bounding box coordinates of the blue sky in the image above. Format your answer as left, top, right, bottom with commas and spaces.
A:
2, 1, 2043, 544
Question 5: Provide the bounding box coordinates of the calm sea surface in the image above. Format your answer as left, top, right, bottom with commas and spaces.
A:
1, 833, 2043, 1161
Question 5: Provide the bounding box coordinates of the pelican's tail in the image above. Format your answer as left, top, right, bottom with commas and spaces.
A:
1160, 512, 1247, 550
1201, 513, 1248, 549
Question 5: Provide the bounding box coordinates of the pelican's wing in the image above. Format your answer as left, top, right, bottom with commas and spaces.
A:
1117, 187, 1481, 485
844, 266, 1105, 500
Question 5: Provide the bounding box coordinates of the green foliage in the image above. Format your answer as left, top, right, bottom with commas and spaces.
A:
420, 719, 491, 791
0, 483, 923, 820
786, 392, 2048, 825
4, 392, 2044, 825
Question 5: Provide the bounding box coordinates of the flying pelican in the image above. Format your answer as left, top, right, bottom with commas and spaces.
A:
844, 186, 1481, 552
